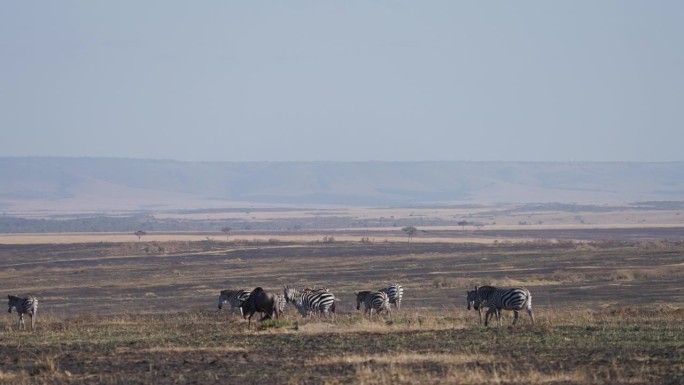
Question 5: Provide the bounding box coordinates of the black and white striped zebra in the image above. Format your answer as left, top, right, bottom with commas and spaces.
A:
379, 283, 403, 310
355, 290, 390, 319
469, 285, 534, 326
283, 285, 335, 320
7, 295, 38, 331
218, 289, 251, 316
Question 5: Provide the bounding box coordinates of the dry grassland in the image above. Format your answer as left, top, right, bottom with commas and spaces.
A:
1, 309, 682, 384
149, 205, 684, 229
0, 231, 683, 384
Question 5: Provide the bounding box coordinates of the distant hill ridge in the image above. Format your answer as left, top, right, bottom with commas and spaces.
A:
1, 157, 683, 212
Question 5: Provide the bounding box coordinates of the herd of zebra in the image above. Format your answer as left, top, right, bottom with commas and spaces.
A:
217, 284, 404, 327
5, 284, 534, 331
218, 283, 534, 328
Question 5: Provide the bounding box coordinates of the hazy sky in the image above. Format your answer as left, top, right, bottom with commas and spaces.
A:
1, 1, 682, 162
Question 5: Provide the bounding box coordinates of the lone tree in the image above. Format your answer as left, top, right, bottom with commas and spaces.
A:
457, 220, 469, 230
401, 226, 417, 243
221, 226, 232, 241
134, 230, 146, 242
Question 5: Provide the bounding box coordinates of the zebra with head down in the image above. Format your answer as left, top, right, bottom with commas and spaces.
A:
218, 289, 251, 316
468, 285, 534, 326
467, 289, 500, 324
283, 285, 335, 320
355, 290, 391, 319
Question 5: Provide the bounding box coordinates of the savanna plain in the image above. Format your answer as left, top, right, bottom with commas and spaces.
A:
1, 206, 683, 384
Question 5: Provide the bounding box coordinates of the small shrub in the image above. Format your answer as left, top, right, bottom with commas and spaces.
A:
258, 319, 290, 330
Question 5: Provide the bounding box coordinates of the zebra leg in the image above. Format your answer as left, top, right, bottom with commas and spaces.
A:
489, 305, 501, 326
527, 308, 535, 325
477, 308, 483, 325
526, 294, 535, 325
18, 314, 24, 330
513, 310, 520, 325
484, 309, 493, 327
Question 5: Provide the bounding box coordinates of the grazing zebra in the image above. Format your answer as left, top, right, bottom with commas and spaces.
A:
283, 285, 336, 320
355, 291, 390, 319
218, 289, 251, 316
469, 285, 534, 326
7, 295, 38, 331
379, 284, 404, 310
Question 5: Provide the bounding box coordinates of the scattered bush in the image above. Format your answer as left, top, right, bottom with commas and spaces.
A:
258, 319, 290, 330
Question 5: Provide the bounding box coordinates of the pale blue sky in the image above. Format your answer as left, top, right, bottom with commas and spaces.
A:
1, 1, 682, 162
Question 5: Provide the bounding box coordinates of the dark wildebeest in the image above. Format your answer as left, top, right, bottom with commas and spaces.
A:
241, 287, 278, 329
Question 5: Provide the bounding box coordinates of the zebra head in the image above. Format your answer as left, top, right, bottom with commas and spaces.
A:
218, 290, 234, 310
8, 295, 16, 313
467, 286, 481, 310
283, 284, 298, 304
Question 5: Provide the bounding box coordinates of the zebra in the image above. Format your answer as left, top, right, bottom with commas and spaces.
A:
469, 285, 534, 326
7, 295, 38, 331
466, 289, 501, 324
379, 283, 404, 311
283, 285, 336, 320
355, 291, 390, 319
218, 289, 251, 316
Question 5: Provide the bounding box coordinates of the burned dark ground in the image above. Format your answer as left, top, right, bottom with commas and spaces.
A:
0, 227, 682, 384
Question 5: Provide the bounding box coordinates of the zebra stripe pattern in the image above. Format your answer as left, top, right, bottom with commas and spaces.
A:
469, 285, 534, 326
283, 285, 336, 319
7, 295, 38, 331
218, 289, 251, 316
379, 284, 404, 310
355, 291, 390, 319
275, 293, 286, 319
